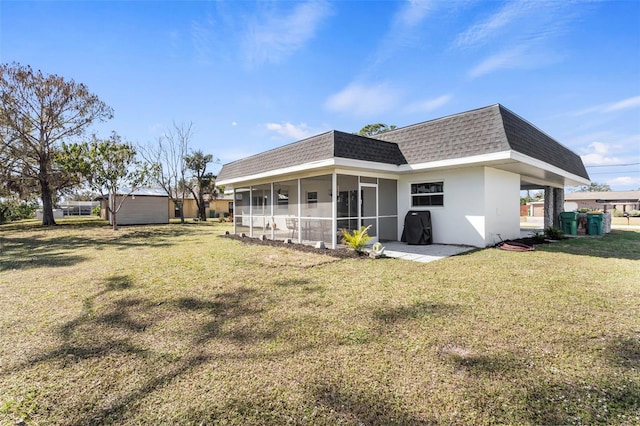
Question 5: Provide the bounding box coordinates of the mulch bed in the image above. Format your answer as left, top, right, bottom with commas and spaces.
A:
219, 233, 364, 259
222, 233, 561, 257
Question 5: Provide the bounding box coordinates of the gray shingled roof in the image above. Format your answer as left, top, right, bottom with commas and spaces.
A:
217, 130, 405, 181
374, 104, 588, 179
217, 104, 589, 182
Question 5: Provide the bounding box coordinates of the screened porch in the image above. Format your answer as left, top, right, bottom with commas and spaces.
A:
232, 174, 398, 249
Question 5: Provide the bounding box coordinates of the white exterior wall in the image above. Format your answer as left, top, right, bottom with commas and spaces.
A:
483, 167, 521, 245
398, 167, 487, 247
397, 167, 520, 247
109, 195, 169, 225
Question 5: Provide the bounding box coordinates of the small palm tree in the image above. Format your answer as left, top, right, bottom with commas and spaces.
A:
340, 225, 372, 252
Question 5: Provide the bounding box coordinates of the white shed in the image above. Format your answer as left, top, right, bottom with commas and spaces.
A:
100, 188, 169, 226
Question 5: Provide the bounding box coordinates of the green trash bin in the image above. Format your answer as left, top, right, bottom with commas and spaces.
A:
587, 213, 604, 235
559, 212, 578, 235
209, 210, 216, 218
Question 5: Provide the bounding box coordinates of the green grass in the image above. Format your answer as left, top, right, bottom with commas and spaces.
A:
1, 218, 639, 425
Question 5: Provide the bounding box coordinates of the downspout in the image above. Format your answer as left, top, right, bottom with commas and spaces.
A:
332, 172, 337, 249
297, 179, 302, 243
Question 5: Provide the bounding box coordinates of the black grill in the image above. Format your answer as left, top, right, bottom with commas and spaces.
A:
401, 210, 432, 245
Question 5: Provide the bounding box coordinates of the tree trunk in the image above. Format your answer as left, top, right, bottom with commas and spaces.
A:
199, 194, 206, 221
110, 195, 118, 230
40, 175, 56, 226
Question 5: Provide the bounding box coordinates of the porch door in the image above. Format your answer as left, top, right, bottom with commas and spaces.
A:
360, 183, 378, 243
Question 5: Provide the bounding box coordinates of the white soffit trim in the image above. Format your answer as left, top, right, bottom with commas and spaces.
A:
511, 151, 590, 185
217, 158, 405, 186
404, 151, 513, 172
216, 159, 336, 186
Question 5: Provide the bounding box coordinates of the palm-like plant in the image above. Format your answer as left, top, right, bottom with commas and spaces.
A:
340, 225, 372, 252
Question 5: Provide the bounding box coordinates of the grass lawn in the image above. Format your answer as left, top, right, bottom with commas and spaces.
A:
1, 218, 638, 425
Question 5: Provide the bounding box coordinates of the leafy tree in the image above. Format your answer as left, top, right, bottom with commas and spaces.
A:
358, 123, 397, 137
0, 63, 113, 225
520, 190, 543, 205
580, 182, 611, 192
0, 199, 38, 224
185, 150, 217, 221
58, 132, 154, 230
140, 122, 192, 223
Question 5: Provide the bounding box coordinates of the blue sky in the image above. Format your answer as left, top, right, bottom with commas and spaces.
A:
2, 0, 639, 190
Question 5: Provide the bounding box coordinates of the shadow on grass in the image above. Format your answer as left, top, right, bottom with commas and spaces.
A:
373, 300, 459, 324
84, 353, 212, 426
0, 251, 88, 271
2, 274, 146, 375
175, 288, 272, 344
273, 278, 312, 287
309, 379, 431, 425
605, 334, 640, 368
442, 348, 525, 375
524, 377, 640, 425
0, 225, 202, 271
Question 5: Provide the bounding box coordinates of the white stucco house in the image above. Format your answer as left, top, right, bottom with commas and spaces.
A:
216, 104, 590, 248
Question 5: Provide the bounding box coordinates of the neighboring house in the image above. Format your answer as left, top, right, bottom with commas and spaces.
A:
169, 193, 234, 219
216, 104, 590, 248
97, 188, 169, 226
529, 191, 640, 216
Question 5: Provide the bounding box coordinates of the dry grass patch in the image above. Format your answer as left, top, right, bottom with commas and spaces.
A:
0, 219, 638, 425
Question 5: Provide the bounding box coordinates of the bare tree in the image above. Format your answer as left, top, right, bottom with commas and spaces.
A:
0, 63, 113, 225
140, 122, 192, 223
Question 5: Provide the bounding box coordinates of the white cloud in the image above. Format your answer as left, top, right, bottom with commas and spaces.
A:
394, 0, 433, 28
580, 142, 625, 166
467, 44, 562, 79
459, 2, 578, 78
266, 122, 312, 140
325, 83, 400, 117
467, 46, 526, 78
453, 1, 532, 49
405, 94, 452, 113
231, 121, 238, 126
606, 176, 640, 189
572, 95, 640, 116
191, 17, 215, 63
370, 0, 436, 67
603, 96, 640, 113
244, 1, 332, 66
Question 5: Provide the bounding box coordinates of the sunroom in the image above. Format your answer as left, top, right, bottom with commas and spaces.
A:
233, 172, 399, 248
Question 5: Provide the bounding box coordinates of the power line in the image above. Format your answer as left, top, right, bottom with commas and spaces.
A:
589, 171, 640, 175
585, 162, 640, 168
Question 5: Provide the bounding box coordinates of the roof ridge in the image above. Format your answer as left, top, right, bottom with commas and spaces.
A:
496, 104, 577, 153
372, 104, 501, 137
220, 129, 335, 167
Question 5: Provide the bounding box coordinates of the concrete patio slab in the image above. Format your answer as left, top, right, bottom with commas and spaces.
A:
377, 241, 476, 263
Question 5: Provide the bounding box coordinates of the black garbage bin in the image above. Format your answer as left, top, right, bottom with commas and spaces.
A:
401, 210, 432, 245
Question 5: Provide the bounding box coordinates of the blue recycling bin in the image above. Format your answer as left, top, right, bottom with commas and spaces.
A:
587, 213, 604, 235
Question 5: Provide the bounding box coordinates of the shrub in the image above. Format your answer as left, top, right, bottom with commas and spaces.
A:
630, 210, 640, 217
544, 227, 564, 239
613, 209, 624, 217
340, 225, 372, 252
0, 200, 38, 224
92, 205, 101, 216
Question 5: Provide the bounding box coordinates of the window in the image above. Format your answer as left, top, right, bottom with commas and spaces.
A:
307, 191, 318, 207
411, 182, 444, 207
